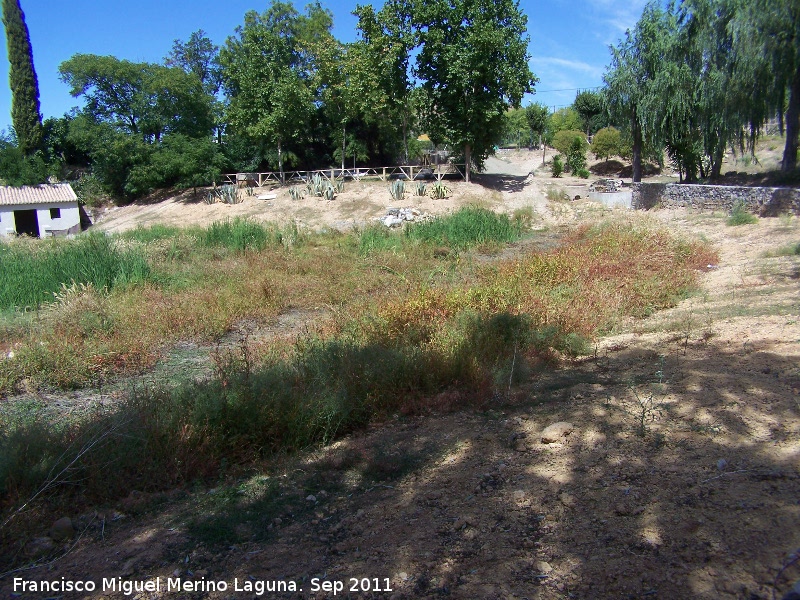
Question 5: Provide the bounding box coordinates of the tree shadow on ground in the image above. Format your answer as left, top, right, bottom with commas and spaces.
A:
2, 340, 798, 599
473, 172, 529, 194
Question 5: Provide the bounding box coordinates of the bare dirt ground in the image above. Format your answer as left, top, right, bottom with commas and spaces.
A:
3, 152, 800, 600
89, 149, 574, 235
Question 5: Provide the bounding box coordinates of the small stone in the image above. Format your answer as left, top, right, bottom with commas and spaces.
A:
558, 492, 577, 508
535, 561, 553, 575
306, 494, 317, 503
716, 458, 728, 471
541, 422, 575, 443
514, 439, 528, 452
49, 517, 75, 541
513, 490, 526, 501
398, 572, 409, 581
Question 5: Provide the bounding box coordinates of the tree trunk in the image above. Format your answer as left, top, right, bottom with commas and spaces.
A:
710, 142, 724, 179
542, 136, 545, 165
631, 112, 643, 183
402, 113, 408, 164
278, 139, 284, 184
341, 124, 346, 173
465, 143, 471, 183
782, 66, 800, 172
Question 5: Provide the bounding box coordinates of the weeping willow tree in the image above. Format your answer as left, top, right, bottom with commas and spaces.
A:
731, 0, 800, 172
603, 3, 667, 182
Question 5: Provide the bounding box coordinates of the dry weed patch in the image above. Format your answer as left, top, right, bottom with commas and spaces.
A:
0, 215, 715, 553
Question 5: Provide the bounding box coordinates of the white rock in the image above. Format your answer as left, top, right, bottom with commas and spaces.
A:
540, 421, 575, 443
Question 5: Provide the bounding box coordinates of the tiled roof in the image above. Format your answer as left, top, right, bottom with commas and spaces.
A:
0, 183, 78, 206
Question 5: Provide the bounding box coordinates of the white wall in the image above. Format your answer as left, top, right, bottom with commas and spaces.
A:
0, 202, 81, 237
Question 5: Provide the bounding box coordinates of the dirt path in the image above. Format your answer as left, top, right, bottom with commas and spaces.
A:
3, 185, 800, 599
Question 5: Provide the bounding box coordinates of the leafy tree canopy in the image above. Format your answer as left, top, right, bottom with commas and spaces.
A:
573, 90, 605, 135
410, 0, 537, 181
220, 1, 330, 177
547, 107, 583, 136
59, 54, 214, 142
591, 126, 621, 161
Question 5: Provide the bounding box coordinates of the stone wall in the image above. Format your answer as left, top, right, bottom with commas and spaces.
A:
631, 183, 800, 215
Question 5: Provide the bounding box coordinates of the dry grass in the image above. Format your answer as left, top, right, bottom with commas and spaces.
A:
0, 214, 715, 547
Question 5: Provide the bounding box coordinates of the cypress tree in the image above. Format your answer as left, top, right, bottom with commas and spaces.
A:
2, 0, 42, 156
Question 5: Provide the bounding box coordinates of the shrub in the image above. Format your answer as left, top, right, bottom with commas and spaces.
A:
591, 127, 622, 161
726, 201, 758, 226
552, 129, 588, 157
567, 136, 588, 175
577, 168, 590, 179
552, 155, 563, 178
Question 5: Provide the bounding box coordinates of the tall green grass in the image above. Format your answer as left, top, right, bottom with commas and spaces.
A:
0, 234, 150, 310
200, 218, 304, 252
119, 224, 186, 243
406, 206, 522, 249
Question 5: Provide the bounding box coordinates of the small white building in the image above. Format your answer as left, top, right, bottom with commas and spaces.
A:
0, 183, 82, 238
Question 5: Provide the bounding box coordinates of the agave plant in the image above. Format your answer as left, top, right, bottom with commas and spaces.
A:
335, 179, 344, 193
323, 185, 336, 201
428, 181, 450, 199
289, 186, 306, 201
414, 182, 427, 197
218, 185, 240, 204
308, 173, 327, 196
389, 179, 405, 200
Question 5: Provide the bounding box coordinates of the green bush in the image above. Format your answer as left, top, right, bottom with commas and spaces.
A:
577, 168, 590, 179
567, 136, 588, 175
552, 155, 564, 178
552, 130, 588, 157
591, 127, 622, 162
726, 201, 758, 226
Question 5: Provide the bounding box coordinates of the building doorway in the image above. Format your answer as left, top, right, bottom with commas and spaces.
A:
13, 209, 39, 237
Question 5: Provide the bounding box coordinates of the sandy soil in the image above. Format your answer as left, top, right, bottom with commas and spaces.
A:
3, 153, 800, 600
90, 150, 582, 235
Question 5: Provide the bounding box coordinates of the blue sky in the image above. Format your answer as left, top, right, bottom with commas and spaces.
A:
0, 0, 647, 133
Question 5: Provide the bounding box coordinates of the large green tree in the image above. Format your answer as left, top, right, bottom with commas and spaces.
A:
603, 3, 668, 182
410, 0, 537, 182
353, 1, 414, 163
525, 102, 548, 164
731, 0, 800, 171
165, 30, 222, 96
2, 0, 42, 156
220, 2, 327, 180
59, 54, 214, 142
573, 90, 605, 136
